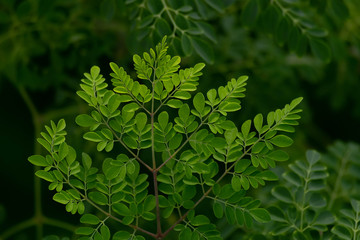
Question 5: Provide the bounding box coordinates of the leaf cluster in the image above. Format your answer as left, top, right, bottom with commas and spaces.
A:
269, 150, 334, 239
331, 199, 360, 240
261, 141, 360, 240
125, 0, 227, 63
241, 0, 335, 62
28, 38, 303, 239
322, 141, 360, 209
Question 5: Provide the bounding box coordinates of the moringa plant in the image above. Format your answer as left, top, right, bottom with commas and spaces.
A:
269, 150, 334, 239
28, 37, 303, 239
248, 142, 360, 240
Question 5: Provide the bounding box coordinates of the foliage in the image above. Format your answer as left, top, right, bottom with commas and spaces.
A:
322, 141, 360, 210
126, 0, 225, 63
331, 199, 360, 240
269, 150, 334, 239
28, 38, 303, 239
2, 0, 360, 239
244, 141, 360, 240
241, 0, 331, 62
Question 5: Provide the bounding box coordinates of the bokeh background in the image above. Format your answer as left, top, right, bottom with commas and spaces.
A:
1, 0, 360, 239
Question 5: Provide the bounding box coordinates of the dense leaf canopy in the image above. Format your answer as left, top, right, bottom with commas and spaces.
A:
1, 0, 360, 239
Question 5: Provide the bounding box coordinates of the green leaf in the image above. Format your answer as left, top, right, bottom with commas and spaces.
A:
258, 170, 278, 181
35, 170, 55, 182
156, 18, 172, 36
191, 37, 214, 64
290, 97, 303, 109
283, 172, 301, 187
158, 111, 169, 130
108, 95, 121, 113
76, 227, 94, 235
191, 215, 210, 226
38, 138, 51, 152
224, 129, 237, 144
181, 34, 192, 56
169, 134, 182, 149
231, 175, 242, 191
235, 159, 251, 173
204, 0, 224, 12
174, 91, 191, 100
249, 208, 271, 223
253, 113, 263, 133
113, 231, 131, 240
59, 142, 69, 161
270, 135, 293, 147
57, 119, 66, 131
179, 228, 192, 240
193, 92, 205, 114
123, 102, 139, 112
331, 225, 352, 240
306, 150, 320, 165
66, 145, 76, 165
213, 202, 223, 218
80, 214, 100, 225
104, 161, 123, 180
135, 112, 147, 131
100, 225, 110, 240
272, 186, 293, 203
28, 155, 48, 167
240, 177, 250, 190
144, 195, 156, 212
268, 206, 286, 222
211, 137, 227, 149
76, 114, 97, 127
351, 199, 360, 213
123, 136, 138, 149
241, 120, 251, 139
309, 38, 331, 62
292, 231, 309, 240
193, 63, 206, 73
179, 104, 190, 121
53, 192, 69, 204
88, 192, 108, 205
268, 150, 289, 161
90, 66, 100, 79
83, 132, 103, 142
316, 211, 335, 225
167, 99, 183, 108
147, 0, 162, 14
113, 203, 131, 216
309, 193, 326, 208
82, 152, 92, 170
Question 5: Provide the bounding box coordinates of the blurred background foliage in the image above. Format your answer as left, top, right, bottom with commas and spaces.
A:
1, 0, 360, 239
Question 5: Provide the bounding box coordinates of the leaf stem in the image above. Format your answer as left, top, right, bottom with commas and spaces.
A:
155, 80, 244, 172
67, 175, 158, 238
102, 119, 153, 172
161, 106, 294, 238
161, 0, 177, 38
151, 55, 163, 237
300, 164, 311, 231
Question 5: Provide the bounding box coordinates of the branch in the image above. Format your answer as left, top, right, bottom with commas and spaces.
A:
162, 110, 295, 237
155, 82, 243, 172
102, 118, 153, 172
65, 175, 157, 238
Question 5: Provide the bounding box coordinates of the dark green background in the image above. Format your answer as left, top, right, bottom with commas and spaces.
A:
1, 0, 359, 239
